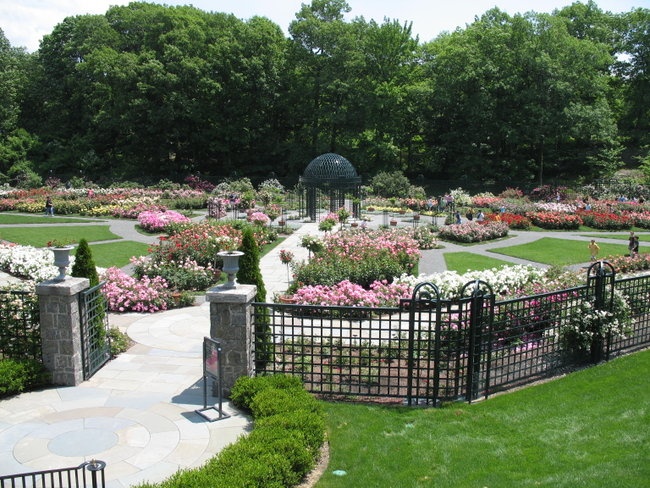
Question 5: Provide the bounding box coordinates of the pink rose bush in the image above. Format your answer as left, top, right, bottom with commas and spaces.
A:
247, 211, 271, 226
138, 210, 190, 232
102, 267, 172, 313
293, 279, 411, 308
438, 221, 509, 243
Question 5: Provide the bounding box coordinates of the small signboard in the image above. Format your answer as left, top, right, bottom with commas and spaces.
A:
196, 337, 230, 422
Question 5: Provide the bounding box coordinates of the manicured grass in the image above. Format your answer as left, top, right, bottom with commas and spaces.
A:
0, 213, 101, 224
88, 241, 151, 269
444, 252, 514, 273
316, 349, 650, 488
0, 225, 120, 248
490, 237, 629, 266
581, 232, 650, 242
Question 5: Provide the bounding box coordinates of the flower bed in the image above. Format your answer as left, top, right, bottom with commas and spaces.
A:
576, 211, 632, 230
102, 267, 171, 313
0, 243, 69, 282
292, 229, 419, 290
293, 279, 411, 307
526, 211, 583, 230
438, 221, 509, 243
484, 212, 531, 229
137, 210, 190, 232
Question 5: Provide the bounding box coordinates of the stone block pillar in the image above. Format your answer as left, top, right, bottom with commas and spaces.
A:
206, 284, 257, 397
35, 277, 90, 386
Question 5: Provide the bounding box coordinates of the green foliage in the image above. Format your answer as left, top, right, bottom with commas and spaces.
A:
237, 227, 266, 302
237, 227, 272, 369
0, 359, 50, 397
71, 238, 99, 286
107, 327, 131, 357
139, 374, 326, 488
230, 374, 304, 412
369, 171, 411, 198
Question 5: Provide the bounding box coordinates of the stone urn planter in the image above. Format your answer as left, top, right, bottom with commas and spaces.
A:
217, 251, 244, 289
278, 295, 298, 304
50, 245, 74, 281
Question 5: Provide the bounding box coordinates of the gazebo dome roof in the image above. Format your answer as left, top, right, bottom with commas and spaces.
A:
300, 153, 361, 188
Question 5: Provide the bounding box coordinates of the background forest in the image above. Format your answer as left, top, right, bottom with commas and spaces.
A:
0, 0, 649, 189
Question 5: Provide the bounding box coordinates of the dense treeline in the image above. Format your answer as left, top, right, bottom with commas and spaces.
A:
0, 0, 648, 187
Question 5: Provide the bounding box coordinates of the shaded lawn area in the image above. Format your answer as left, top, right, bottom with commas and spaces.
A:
489, 237, 629, 266
0, 225, 120, 248
444, 252, 514, 273
317, 350, 650, 488
89, 241, 151, 269
0, 213, 103, 224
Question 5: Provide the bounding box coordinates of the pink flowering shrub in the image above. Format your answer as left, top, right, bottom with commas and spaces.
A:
291, 229, 420, 291
438, 221, 509, 243
102, 267, 171, 313
247, 211, 271, 226
293, 279, 411, 308
138, 210, 190, 232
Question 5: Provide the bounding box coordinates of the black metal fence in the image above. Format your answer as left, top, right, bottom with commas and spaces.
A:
253, 266, 650, 405
0, 460, 106, 488
79, 282, 110, 379
0, 289, 40, 361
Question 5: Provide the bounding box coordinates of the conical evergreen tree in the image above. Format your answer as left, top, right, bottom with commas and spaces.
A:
237, 227, 266, 301
71, 238, 99, 286
237, 226, 271, 369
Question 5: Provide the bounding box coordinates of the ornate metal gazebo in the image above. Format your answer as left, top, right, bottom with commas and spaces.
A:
299, 153, 362, 221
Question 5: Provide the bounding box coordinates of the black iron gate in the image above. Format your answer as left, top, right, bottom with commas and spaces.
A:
403, 279, 495, 406
79, 282, 110, 379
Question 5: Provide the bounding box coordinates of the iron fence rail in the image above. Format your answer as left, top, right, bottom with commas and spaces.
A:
253, 271, 650, 405
79, 282, 110, 379
0, 289, 40, 361
0, 461, 105, 488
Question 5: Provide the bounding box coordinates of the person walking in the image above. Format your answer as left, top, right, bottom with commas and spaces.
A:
45, 197, 54, 217
588, 239, 600, 261
628, 231, 635, 257
632, 236, 639, 257
454, 210, 461, 224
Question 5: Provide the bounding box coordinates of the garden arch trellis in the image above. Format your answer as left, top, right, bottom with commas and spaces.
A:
299, 153, 362, 221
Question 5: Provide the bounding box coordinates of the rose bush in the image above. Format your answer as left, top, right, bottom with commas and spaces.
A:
438, 221, 509, 243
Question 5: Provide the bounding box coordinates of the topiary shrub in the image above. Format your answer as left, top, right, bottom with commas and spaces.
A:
237, 226, 272, 369
71, 238, 99, 286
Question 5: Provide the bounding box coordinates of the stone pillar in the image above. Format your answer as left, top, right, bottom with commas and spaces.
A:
206, 284, 257, 397
35, 277, 90, 386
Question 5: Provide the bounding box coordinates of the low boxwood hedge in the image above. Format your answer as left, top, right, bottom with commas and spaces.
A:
136, 374, 326, 488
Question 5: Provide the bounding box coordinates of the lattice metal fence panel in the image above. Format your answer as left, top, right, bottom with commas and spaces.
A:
255, 302, 426, 402
0, 289, 40, 361
611, 274, 650, 356
79, 282, 110, 379
487, 285, 587, 395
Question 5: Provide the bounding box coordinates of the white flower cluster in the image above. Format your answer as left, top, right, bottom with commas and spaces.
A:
396, 264, 547, 299
0, 243, 73, 283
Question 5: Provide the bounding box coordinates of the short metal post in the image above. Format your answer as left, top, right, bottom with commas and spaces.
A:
85, 460, 106, 488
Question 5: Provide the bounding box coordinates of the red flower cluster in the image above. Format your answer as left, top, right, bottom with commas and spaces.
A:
484, 212, 531, 229
526, 211, 583, 230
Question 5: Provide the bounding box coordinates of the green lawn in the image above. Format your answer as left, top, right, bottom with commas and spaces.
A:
444, 252, 514, 273
316, 349, 650, 488
0, 225, 120, 247
490, 237, 629, 266
581, 232, 650, 242
89, 241, 151, 268
0, 213, 102, 224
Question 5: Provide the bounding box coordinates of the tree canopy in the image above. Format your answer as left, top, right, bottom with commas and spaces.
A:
0, 1, 648, 187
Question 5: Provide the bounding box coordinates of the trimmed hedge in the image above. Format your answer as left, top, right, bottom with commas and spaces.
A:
135, 374, 326, 488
